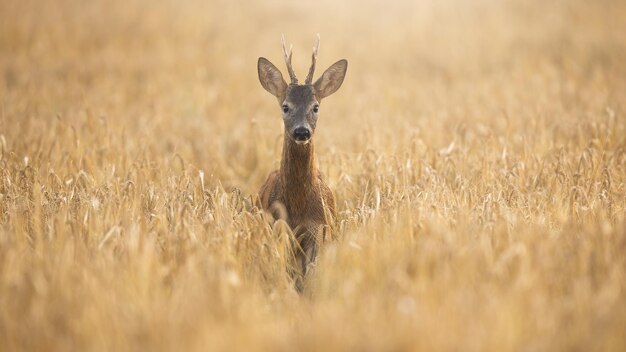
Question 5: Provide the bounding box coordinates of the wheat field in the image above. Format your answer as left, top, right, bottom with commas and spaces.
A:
1, 0, 625, 351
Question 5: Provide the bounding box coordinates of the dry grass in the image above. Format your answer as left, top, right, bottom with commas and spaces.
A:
1, 0, 626, 350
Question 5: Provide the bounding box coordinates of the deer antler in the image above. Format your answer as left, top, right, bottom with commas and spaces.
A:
281, 35, 298, 84
305, 34, 320, 85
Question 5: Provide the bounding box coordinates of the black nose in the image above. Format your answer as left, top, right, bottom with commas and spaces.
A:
293, 127, 311, 141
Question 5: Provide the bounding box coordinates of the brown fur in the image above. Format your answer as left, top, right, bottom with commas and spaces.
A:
259, 134, 336, 287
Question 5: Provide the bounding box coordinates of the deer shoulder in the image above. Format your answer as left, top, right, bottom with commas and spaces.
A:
258, 170, 280, 211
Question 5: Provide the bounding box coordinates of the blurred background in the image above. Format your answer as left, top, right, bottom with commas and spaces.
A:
2, 0, 624, 191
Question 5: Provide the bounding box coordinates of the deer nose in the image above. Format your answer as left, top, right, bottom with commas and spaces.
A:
293, 127, 311, 141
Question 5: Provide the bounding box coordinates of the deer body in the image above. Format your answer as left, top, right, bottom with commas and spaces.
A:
258, 134, 336, 270
257, 36, 347, 286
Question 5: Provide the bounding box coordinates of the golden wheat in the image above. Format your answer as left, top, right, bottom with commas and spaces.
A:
0, 0, 625, 351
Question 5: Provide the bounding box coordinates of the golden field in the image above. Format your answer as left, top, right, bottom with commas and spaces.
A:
1, 0, 625, 350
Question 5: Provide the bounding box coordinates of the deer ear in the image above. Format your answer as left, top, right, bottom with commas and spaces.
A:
314, 59, 347, 100
258, 57, 287, 98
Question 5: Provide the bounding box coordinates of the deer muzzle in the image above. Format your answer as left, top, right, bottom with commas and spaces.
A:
293, 127, 312, 144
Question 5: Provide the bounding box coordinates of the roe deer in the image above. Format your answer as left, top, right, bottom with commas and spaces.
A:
257, 35, 347, 290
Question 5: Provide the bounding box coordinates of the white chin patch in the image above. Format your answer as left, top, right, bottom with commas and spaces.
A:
295, 139, 310, 145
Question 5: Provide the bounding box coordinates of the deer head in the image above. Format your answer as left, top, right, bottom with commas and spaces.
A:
258, 35, 348, 145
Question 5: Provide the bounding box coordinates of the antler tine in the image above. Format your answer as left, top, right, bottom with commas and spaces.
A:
281, 35, 298, 84
305, 34, 320, 85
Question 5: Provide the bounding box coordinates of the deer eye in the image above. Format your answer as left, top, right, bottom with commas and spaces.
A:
313, 105, 319, 113
282, 105, 289, 113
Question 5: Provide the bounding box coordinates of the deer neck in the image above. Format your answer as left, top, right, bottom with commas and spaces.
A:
280, 133, 317, 208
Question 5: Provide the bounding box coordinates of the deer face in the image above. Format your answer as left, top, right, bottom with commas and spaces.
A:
281, 85, 318, 144
257, 35, 347, 145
